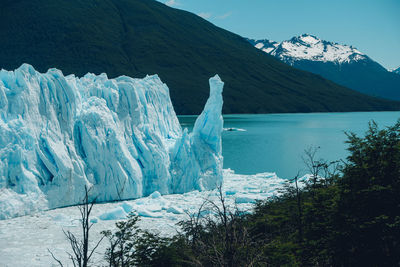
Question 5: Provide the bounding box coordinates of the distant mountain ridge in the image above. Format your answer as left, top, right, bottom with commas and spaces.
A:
1, 1, 399, 114
249, 34, 400, 101
250, 34, 367, 64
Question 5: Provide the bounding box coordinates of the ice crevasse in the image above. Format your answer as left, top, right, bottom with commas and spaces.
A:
0, 64, 224, 219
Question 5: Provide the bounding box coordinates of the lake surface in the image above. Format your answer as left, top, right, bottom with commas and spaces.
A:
179, 112, 400, 179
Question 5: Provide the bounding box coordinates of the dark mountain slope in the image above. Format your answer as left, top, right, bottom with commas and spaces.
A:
1, 0, 399, 114
295, 59, 400, 100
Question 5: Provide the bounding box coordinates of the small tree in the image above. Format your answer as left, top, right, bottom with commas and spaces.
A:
49, 186, 104, 267
102, 213, 140, 267
179, 185, 267, 267
291, 172, 303, 244
103, 213, 190, 267
302, 146, 340, 189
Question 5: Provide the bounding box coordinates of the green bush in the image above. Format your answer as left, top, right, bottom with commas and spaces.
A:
103, 121, 400, 266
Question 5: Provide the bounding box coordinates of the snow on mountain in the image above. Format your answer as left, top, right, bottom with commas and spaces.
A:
250, 34, 400, 101
0, 64, 224, 219
252, 34, 367, 65
253, 39, 279, 54
391, 66, 400, 74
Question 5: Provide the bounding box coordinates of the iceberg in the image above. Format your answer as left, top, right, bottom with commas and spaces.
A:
0, 64, 224, 219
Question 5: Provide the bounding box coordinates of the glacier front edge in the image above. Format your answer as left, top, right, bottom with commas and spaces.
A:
0, 64, 224, 219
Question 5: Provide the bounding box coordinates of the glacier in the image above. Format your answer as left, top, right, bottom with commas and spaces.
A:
0, 64, 224, 219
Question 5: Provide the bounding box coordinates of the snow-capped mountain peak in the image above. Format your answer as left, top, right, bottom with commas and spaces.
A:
293, 34, 320, 45
252, 34, 367, 65
249, 34, 400, 102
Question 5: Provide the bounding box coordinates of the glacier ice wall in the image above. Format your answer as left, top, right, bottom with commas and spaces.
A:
170, 76, 224, 193
0, 64, 224, 219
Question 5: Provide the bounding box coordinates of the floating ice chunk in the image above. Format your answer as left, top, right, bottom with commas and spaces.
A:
120, 202, 134, 214
225, 190, 237, 195
99, 207, 127, 221
223, 127, 246, 132
235, 196, 257, 204
166, 206, 184, 214
136, 208, 163, 218
52, 213, 69, 222
135, 199, 145, 205
146, 204, 163, 212
150, 191, 162, 199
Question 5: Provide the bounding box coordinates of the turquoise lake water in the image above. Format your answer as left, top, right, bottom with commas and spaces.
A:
179, 112, 400, 179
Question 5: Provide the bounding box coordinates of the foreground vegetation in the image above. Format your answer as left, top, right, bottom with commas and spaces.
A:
54, 121, 400, 266
97, 121, 399, 266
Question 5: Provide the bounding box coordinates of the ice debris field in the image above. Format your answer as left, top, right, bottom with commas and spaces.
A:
0, 65, 301, 266
0, 170, 306, 266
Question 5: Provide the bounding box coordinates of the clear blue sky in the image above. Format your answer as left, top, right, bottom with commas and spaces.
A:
159, 0, 400, 70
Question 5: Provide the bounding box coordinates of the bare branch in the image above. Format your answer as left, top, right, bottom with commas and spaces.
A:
48, 249, 64, 267
87, 234, 105, 262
